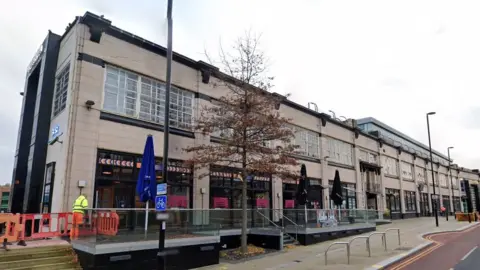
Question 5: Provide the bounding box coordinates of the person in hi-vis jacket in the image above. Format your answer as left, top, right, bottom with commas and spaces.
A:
70, 194, 88, 240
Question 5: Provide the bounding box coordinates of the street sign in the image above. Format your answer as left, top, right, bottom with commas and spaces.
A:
157, 183, 167, 195
155, 195, 168, 211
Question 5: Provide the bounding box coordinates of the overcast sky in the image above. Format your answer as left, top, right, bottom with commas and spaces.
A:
1, 0, 480, 185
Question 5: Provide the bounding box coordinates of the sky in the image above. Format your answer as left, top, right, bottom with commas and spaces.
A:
1, 0, 480, 185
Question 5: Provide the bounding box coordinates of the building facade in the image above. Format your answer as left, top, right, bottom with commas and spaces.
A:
9, 12, 480, 221
0, 185, 10, 212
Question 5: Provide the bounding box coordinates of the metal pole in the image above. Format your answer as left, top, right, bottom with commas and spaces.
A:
426, 113, 439, 227
158, 0, 173, 269
448, 147, 456, 219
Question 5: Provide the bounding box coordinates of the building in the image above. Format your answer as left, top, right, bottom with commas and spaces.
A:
9, 12, 480, 223
0, 185, 11, 212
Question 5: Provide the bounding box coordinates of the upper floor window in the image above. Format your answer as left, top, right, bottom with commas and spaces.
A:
359, 150, 377, 164
416, 166, 426, 183
291, 126, 320, 158
326, 138, 353, 166
52, 64, 70, 117
401, 162, 413, 180
383, 156, 398, 177
439, 174, 448, 187
103, 66, 194, 130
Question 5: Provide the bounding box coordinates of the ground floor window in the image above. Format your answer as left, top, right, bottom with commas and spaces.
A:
94, 149, 193, 230
453, 196, 461, 212
404, 190, 416, 212
420, 193, 429, 215
386, 188, 401, 213
442, 195, 451, 213
328, 181, 356, 209
209, 166, 272, 228
282, 181, 297, 209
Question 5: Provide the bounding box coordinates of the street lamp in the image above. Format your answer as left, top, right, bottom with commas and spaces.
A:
426, 112, 439, 227
158, 0, 173, 269
447, 147, 456, 219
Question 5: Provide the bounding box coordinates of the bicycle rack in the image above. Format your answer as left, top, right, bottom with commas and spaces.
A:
384, 228, 401, 250
324, 242, 350, 265
368, 232, 387, 252
349, 236, 371, 257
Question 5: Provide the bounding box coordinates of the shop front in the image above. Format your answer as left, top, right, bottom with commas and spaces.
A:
94, 149, 193, 230
209, 165, 272, 228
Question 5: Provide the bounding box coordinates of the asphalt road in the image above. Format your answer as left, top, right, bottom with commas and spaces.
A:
386, 224, 480, 270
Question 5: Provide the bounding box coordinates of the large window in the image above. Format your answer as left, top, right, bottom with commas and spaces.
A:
439, 174, 448, 187
326, 138, 353, 166
386, 188, 401, 212
103, 66, 194, 130
416, 166, 425, 183
401, 162, 413, 180
404, 190, 416, 212
52, 64, 70, 117
328, 181, 356, 209
383, 156, 399, 177
291, 126, 320, 158
41, 163, 55, 213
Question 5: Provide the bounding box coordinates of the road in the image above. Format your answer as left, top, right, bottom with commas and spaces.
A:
385, 224, 480, 270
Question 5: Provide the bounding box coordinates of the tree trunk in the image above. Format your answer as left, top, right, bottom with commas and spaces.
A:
241, 168, 248, 253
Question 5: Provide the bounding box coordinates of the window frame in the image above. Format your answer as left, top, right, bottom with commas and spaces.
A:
52, 64, 70, 117
101, 65, 195, 130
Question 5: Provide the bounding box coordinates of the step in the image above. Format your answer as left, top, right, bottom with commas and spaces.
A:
0, 255, 74, 269
0, 245, 70, 256
8, 262, 80, 270
0, 248, 72, 262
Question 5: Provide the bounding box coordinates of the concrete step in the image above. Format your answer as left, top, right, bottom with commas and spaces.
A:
0, 248, 71, 262
0, 255, 74, 269
8, 262, 81, 270
0, 245, 69, 256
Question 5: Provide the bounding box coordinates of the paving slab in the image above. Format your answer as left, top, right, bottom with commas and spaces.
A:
194, 218, 476, 270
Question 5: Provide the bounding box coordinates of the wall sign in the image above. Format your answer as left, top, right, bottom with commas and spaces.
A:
51, 125, 60, 139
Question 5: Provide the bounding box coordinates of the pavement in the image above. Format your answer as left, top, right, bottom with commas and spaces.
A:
384, 223, 480, 270
194, 218, 478, 270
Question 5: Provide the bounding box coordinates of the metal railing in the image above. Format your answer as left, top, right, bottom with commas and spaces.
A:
272, 208, 300, 242
324, 229, 402, 265
325, 242, 350, 265
384, 228, 401, 249
255, 209, 282, 230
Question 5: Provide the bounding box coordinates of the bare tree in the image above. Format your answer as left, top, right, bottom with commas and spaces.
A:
184, 32, 299, 253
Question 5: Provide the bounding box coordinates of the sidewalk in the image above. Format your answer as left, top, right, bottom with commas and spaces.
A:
197, 218, 476, 270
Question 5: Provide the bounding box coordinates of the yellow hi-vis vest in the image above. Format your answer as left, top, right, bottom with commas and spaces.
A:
73, 195, 88, 214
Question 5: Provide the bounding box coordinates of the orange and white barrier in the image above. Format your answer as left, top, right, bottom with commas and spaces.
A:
0, 211, 120, 244
95, 212, 119, 236
18, 213, 71, 241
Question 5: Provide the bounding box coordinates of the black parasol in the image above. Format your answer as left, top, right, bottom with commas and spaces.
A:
330, 170, 344, 206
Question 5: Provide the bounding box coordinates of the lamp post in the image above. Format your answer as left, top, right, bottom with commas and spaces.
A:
426, 112, 439, 227
158, 0, 173, 269
447, 147, 456, 219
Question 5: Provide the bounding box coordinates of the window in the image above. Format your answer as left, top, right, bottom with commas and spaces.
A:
386, 188, 401, 212
326, 138, 353, 166
103, 66, 194, 130
404, 191, 416, 212
401, 162, 413, 180
52, 64, 70, 117
416, 167, 425, 183
383, 156, 399, 177
328, 181, 356, 209
452, 177, 458, 189
359, 150, 377, 164
41, 163, 55, 213
291, 126, 320, 158
439, 174, 447, 187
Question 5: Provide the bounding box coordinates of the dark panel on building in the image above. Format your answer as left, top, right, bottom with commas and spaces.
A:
10, 60, 41, 213
11, 32, 61, 213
